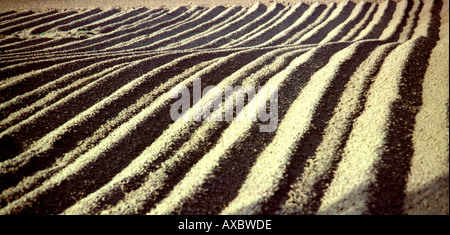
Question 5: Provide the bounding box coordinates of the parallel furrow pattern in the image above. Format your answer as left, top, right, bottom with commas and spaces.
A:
0, 0, 448, 215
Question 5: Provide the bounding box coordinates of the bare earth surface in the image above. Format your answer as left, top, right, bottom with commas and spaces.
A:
0, 0, 448, 215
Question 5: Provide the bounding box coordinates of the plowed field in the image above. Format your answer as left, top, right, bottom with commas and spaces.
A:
0, 0, 448, 215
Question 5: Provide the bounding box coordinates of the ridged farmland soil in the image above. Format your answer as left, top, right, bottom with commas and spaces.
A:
0, 0, 448, 215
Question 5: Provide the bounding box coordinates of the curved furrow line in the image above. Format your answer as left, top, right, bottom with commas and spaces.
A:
109, 6, 209, 50
0, 53, 186, 159
284, 3, 335, 45
221, 41, 377, 215
7, 7, 187, 55
230, 3, 309, 48
163, 4, 270, 51
405, 0, 448, 215
132, 4, 266, 51
29, 8, 103, 35
0, 52, 138, 99
3, 9, 166, 54
0, 37, 52, 51
397, 0, 423, 42
55, 8, 121, 32
321, 2, 371, 44
62, 47, 306, 215
260, 3, 323, 47
53, 7, 201, 53
0, 55, 149, 131
80, 7, 149, 31
149, 42, 351, 215
0, 52, 225, 208
317, 35, 438, 215
0, 48, 268, 215
296, 1, 355, 45
106, 6, 229, 51
0, 11, 15, 18
354, 0, 396, 41
411, 0, 439, 39
0, 53, 190, 186
0, 56, 99, 100
223, 4, 291, 48
0, 11, 57, 30
0, 11, 33, 23
199, 3, 283, 49
340, 2, 378, 42
159, 6, 250, 51
269, 42, 399, 215
95, 8, 166, 34
0, 11, 78, 35
0, 37, 23, 48
378, 0, 412, 42
367, 0, 443, 215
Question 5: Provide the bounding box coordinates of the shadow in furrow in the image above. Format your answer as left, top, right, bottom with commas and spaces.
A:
346, 3, 378, 41
301, 2, 355, 44
173, 43, 350, 215
93, 49, 276, 214
0, 52, 222, 194
30, 8, 103, 34
361, 0, 396, 40
56, 9, 121, 31
260, 41, 390, 215
6, 49, 265, 215
368, 0, 442, 215
81, 8, 149, 31
1, 11, 78, 35
265, 4, 325, 47
0, 55, 147, 123
385, 0, 414, 42
329, 2, 372, 42
0, 11, 57, 31
0, 11, 31, 22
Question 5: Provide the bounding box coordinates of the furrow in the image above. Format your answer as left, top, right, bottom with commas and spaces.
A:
367, 0, 443, 215
397, 0, 423, 42
0, 11, 33, 23
105, 6, 208, 51
316, 36, 435, 215
354, 0, 396, 41
378, 0, 412, 42
0, 48, 265, 215
260, 3, 322, 47
296, 1, 355, 45
0, 11, 57, 30
200, 3, 283, 49
224, 4, 291, 48
221, 41, 371, 215
231, 3, 309, 48
0, 52, 224, 209
57, 7, 200, 53
108, 6, 228, 51
29, 8, 103, 35
284, 3, 335, 45
320, 2, 371, 44
0, 55, 143, 131
0, 11, 78, 35
164, 4, 268, 51
272, 42, 398, 215
405, 0, 448, 215
63, 47, 304, 215
149, 42, 350, 215
80, 7, 149, 31
17, 7, 186, 54
340, 2, 378, 42
55, 8, 120, 32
